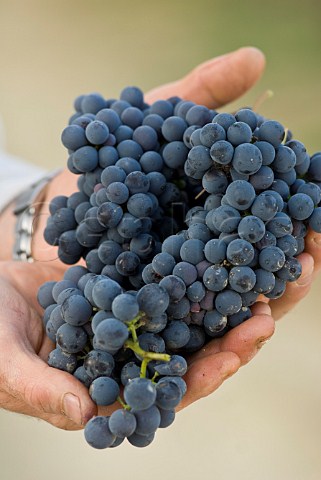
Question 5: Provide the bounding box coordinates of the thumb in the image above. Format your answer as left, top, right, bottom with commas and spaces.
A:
7, 348, 97, 428
145, 46, 266, 108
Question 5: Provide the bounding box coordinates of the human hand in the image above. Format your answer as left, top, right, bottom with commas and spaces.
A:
0, 261, 97, 430
0, 47, 317, 429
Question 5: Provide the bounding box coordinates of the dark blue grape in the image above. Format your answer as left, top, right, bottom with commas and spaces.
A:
154, 355, 187, 376
215, 290, 242, 316
265, 277, 287, 299
166, 297, 191, 319
203, 265, 228, 292
139, 151, 163, 173
121, 107, 144, 129
228, 266, 256, 293
276, 235, 298, 257
232, 143, 262, 175
61, 295, 92, 326
225, 180, 256, 211
61, 124, 87, 150
137, 283, 169, 316
309, 207, 321, 232
127, 431, 155, 448
204, 239, 227, 264
254, 269, 276, 294
48, 347, 77, 373
72, 146, 99, 172
287, 193, 314, 220
202, 168, 228, 194
109, 409, 137, 437
162, 320, 190, 349
120, 86, 144, 108
84, 350, 115, 379
172, 262, 198, 286
203, 310, 227, 336
238, 215, 265, 243
258, 120, 285, 147
56, 323, 88, 353
37, 281, 56, 309
249, 165, 274, 190
266, 212, 293, 237
89, 376, 120, 406
228, 307, 252, 328
210, 140, 234, 165
52, 280, 76, 303
235, 108, 258, 131
187, 145, 213, 171
186, 281, 206, 302
185, 105, 211, 126
155, 379, 182, 410
84, 416, 116, 449
227, 122, 252, 146
179, 239, 205, 265
209, 205, 241, 233
255, 140, 275, 166
92, 279, 122, 310
251, 192, 278, 221
124, 377, 156, 410
115, 251, 140, 276
272, 145, 296, 173
259, 246, 286, 272
74, 366, 92, 388
158, 408, 175, 428
162, 141, 189, 169
94, 318, 129, 352
111, 293, 139, 322
276, 257, 302, 282
200, 122, 226, 147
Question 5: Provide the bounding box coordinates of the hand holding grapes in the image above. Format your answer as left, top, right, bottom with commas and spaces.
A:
0, 46, 320, 439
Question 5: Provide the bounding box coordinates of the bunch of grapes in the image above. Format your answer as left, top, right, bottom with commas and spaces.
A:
38, 86, 321, 449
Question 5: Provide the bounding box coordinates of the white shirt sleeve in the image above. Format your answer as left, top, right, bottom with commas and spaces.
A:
0, 150, 47, 212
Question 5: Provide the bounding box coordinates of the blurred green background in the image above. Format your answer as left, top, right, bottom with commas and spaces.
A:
0, 1, 320, 479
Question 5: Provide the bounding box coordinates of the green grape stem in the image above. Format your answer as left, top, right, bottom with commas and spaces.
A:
117, 396, 131, 411
124, 339, 171, 364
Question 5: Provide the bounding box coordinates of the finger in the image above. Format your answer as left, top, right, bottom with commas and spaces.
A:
190, 313, 275, 367
145, 46, 266, 108
251, 301, 272, 316
219, 314, 275, 365
270, 252, 314, 320
304, 230, 321, 276
3, 346, 97, 429
177, 351, 241, 411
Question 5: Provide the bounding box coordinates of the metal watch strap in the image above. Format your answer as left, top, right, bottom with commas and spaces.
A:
13, 169, 61, 262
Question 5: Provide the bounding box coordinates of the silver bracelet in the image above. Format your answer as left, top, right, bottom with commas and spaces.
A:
12, 169, 62, 262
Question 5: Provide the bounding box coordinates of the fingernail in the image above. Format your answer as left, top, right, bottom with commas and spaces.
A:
62, 393, 82, 425
296, 273, 313, 286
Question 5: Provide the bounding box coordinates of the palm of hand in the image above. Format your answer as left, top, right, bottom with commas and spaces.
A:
0, 261, 95, 430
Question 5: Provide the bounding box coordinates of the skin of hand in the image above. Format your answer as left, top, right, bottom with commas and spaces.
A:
0, 46, 320, 430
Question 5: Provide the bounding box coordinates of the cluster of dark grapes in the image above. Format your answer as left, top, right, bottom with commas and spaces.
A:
38, 86, 321, 449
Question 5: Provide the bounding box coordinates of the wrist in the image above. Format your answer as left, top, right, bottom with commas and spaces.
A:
0, 168, 78, 264
30, 169, 78, 265
0, 202, 16, 260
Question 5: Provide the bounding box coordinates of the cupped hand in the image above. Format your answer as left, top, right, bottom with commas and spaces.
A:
0, 261, 97, 430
